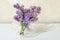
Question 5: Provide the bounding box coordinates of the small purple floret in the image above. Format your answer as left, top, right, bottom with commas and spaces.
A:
14, 15, 20, 21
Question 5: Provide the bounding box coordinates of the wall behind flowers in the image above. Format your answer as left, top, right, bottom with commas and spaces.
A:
0, 0, 60, 23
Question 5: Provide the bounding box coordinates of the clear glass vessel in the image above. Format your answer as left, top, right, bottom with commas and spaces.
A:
12, 22, 51, 37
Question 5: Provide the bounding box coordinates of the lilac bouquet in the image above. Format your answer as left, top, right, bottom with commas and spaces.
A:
13, 3, 41, 35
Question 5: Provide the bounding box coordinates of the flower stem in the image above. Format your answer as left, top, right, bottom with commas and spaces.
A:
20, 21, 26, 35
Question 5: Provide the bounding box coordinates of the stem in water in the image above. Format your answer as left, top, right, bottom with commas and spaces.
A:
20, 22, 26, 35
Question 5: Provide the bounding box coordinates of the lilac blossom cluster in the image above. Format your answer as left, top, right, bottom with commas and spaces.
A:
14, 3, 41, 24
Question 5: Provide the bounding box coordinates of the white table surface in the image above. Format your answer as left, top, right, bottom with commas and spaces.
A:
0, 23, 60, 40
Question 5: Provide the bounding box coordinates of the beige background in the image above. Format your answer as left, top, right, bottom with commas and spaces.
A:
0, 0, 60, 23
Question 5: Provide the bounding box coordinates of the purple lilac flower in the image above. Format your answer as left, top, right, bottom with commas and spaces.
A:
30, 17, 38, 22
14, 3, 24, 11
30, 6, 36, 10
14, 3, 20, 9
24, 9, 30, 13
30, 6, 41, 13
16, 10, 23, 18
14, 15, 20, 21
14, 3, 41, 24
23, 16, 30, 24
